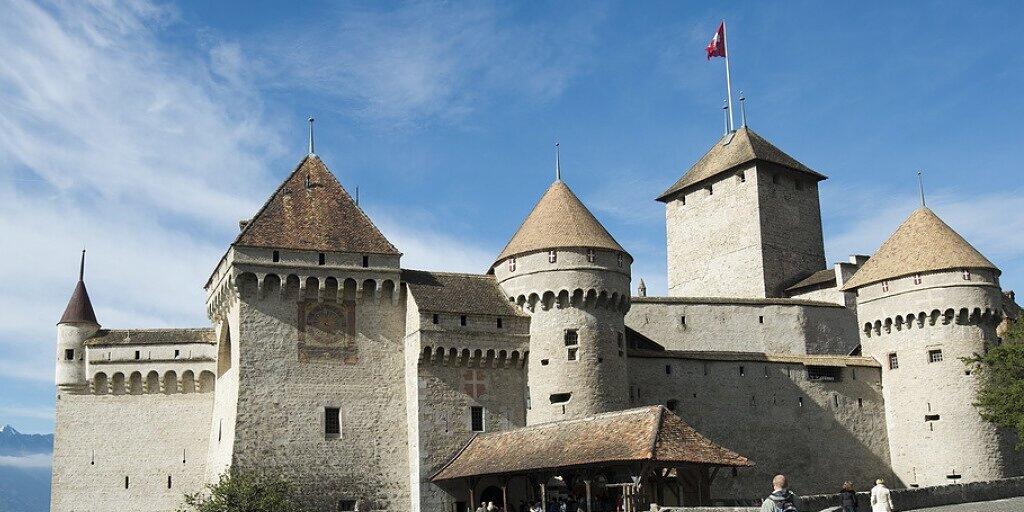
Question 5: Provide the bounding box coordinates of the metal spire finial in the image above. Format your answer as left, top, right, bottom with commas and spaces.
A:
79, 249, 86, 282
555, 142, 561, 181
917, 171, 926, 207
307, 117, 315, 155
739, 92, 748, 128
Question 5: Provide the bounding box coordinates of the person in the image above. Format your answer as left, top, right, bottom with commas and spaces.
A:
760, 474, 799, 512
531, 503, 543, 512
487, 502, 498, 512
476, 502, 487, 512
870, 479, 894, 512
840, 481, 859, 512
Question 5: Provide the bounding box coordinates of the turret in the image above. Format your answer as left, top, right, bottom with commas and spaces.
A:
493, 178, 631, 424
845, 207, 1022, 485
56, 250, 99, 393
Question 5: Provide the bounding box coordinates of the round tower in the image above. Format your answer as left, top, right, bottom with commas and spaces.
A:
56, 250, 99, 393
493, 178, 631, 425
845, 207, 1021, 486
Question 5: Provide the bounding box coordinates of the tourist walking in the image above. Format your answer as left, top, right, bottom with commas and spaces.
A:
760, 474, 799, 512
840, 481, 859, 512
870, 479, 894, 512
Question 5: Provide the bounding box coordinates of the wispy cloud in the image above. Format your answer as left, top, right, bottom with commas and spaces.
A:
0, 454, 52, 469
256, 2, 607, 127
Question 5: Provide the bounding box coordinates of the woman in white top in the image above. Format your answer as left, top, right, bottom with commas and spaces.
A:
870, 479, 895, 512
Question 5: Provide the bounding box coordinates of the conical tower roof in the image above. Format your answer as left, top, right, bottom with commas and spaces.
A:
657, 127, 826, 202
494, 180, 625, 264
59, 252, 98, 325
843, 207, 998, 290
235, 154, 399, 255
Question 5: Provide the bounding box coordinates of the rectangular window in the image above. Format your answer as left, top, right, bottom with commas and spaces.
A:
125, 476, 129, 489
858, 398, 864, 408
913, 274, 922, 285
807, 366, 841, 382
928, 349, 943, 363
470, 406, 484, 432
173, 349, 180, 359
325, 407, 341, 438
564, 329, 579, 346
925, 414, 940, 422
739, 366, 745, 376
65, 348, 75, 361
567, 348, 578, 361
318, 253, 326, 266
460, 315, 467, 326
134, 350, 140, 360
338, 500, 357, 512
882, 281, 890, 293
548, 250, 557, 263
272, 250, 280, 262
432, 314, 439, 324
508, 258, 516, 272
758, 315, 764, 324
586, 249, 596, 263
680, 315, 686, 326
962, 270, 972, 281
888, 353, 899, 370
496, 318, 503, 329
167, 475, 172, 489
617, 332, 624, 357
361, 255, 369, 268
665, 365, 672, 375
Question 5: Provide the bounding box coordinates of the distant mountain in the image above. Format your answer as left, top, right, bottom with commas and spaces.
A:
0, 424, 53, 512
0, 425, 53, 456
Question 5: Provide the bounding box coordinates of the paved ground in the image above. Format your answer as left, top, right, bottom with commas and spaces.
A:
910, 496, 1024, 511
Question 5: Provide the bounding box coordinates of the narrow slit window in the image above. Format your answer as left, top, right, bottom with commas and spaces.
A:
470, 406, 484, 432
460, 315, 467, 326
550, 393, 571, 404
665, 365, 672, 375
167, 475, 172, 489
496, 318, 503, 329
858, 398, 864, 408
173, 349, 180, 359
758, 315, 764, 324
318, 253, 326, 266
272, 250, 280, 262
134, 350, 140, 360
362, 255, 369, 268
739, 366, 745, 376
617, 253, 623, 268
798, 397, 804, 407
888, 353, 899, 370
508, 257, 516, 272
325, 407, 341, 438
125, 476, 130, 489
680, 315, 686, 326
432, 314, 439, 324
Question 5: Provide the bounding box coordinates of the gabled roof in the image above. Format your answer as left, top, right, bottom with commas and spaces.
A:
431, 406, 752, 481
234, 154, 399, 255
58, 280, 98, 325
402, 269, 525, 317
495, 180, 625, 264
657, 127, 826, 202
786, 268, 836, 293
843, 207, 998, 290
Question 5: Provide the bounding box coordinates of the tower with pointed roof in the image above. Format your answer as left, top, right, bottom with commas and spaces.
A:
845, 207, 1023, 486
203, 152, 412, 509
658, 127, 827, 298
492, 178, 632, 424
56, 250, 99, 392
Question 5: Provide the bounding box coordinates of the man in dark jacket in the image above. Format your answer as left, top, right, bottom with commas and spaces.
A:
760, 475, 799, 512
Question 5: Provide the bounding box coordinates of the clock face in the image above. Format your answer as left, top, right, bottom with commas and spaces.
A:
306, 306, 346, 346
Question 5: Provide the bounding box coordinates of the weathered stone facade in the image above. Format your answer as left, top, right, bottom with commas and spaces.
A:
50, 129, 1023, 511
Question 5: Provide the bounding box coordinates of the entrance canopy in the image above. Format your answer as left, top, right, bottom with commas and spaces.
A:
432, 405, 752, 482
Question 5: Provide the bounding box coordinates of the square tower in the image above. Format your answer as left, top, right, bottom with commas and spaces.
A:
658, 128, 827, 298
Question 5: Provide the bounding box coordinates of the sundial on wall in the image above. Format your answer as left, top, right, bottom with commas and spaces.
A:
297, 301, 357, 363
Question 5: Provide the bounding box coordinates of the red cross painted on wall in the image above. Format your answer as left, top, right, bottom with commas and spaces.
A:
463, 370, 486, 399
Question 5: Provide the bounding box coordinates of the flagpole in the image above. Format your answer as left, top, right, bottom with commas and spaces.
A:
723, 20, 735, 132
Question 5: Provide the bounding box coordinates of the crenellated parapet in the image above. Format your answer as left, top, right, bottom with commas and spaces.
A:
510, 287, 630, 314
863, 306, 1003, 337
418, 345, 528, 369
89, 369, 216, 395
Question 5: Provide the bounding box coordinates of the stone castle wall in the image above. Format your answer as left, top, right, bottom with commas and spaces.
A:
755, 164, 826, 298
857, 269, 1024, 487
626, 298, 859, 356
50, 392, 213, 512
627, 353, 897, 500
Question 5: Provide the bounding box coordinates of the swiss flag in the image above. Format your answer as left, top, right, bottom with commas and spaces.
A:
706, 22, 726, 60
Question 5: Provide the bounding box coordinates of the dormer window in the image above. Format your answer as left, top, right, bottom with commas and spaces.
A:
508, 258, 516, 272
586, 249, 596, 263
962, 270, 972, 281
548, 250, 557, 263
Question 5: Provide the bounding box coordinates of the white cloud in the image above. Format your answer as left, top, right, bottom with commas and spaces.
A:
0, 453, 52, 469
256, 2, 606, 126
0, 404, 54, 422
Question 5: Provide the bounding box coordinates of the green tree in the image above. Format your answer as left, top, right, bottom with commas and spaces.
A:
1005, 317, 1024, 341
179, 471, 307, 512
965, 340, 1024, 448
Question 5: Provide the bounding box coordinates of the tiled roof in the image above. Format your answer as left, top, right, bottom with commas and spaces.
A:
58, 280, 98, 325
786, 268, 836, 293
657, 127, 825, 202
625, 327, 665, 351
86, 328, 216, 347
402, 269, 525, 317
631, 296, 845, 309
234, 154, 399, 255
843, 207, 998, 290
628, 349, 881, 368
431, 406, 752, 481
495, 180, 625, 264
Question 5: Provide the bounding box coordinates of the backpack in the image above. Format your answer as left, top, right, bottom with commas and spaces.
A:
770, 492, 798, 512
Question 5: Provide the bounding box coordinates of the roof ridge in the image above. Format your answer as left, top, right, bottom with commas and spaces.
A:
402, 269, 494, 279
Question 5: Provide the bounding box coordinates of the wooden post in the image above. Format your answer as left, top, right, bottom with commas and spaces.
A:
468, 477, 478, 511
501, 479, 508, 512
584, 478, 592, 512
539, 475, 547, 509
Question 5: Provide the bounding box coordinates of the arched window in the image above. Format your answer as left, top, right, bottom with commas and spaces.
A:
146, 371, 160, 393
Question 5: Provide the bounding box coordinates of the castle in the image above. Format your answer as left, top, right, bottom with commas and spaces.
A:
50, 125, 1023, 512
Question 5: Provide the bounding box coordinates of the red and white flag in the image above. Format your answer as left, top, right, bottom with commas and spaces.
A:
706, 21, 726, 60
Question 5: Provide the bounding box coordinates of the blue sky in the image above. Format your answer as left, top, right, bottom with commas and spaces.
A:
1, 0, 1022, 434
